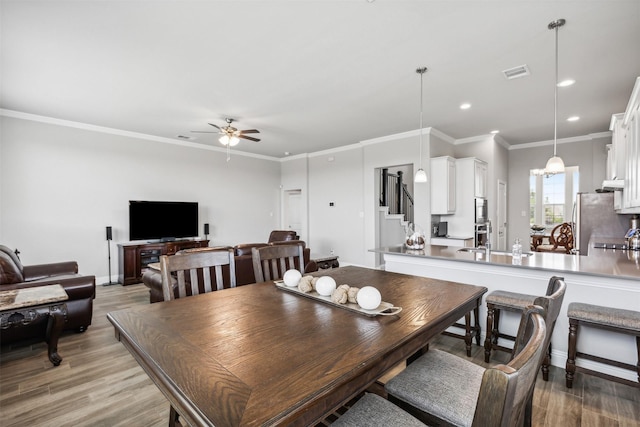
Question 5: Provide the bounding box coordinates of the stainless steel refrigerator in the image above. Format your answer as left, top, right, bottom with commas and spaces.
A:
574, 192, 634, 255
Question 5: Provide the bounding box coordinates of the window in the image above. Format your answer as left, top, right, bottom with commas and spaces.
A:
529, 167, 579, 229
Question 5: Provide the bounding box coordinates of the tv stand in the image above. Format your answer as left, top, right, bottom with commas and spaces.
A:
117, 239, 209, 285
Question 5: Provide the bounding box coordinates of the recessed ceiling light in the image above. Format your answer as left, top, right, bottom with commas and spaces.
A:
567, 116, 580, 122
557, 79, 575, 87
284, 152, 291, 156
460, 103, 471, 110
490, 130, 500, 134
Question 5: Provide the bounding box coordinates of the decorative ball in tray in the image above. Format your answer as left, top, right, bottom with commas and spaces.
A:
276, 270, 401, 317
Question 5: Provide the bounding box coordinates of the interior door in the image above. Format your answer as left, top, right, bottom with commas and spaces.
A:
284, 189, 303, 238
497, 180, 507, 251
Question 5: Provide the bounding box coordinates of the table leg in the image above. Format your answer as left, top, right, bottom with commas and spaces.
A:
46, 305, 66, 366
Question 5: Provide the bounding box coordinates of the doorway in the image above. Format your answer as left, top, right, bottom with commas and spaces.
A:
283, 189, 303, 239
497, 180, 507, 251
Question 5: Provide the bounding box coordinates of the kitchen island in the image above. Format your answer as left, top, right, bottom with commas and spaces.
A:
371, 244, 640, 383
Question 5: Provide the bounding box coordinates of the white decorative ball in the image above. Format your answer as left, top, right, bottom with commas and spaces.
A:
315, 276, 337, 296
283, 269, 302, 287
357, 286, 382, 310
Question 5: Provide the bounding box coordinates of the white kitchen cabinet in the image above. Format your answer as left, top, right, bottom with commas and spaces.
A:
430, 156, 456, 214
474, 160, 488, 198
446, 157, 488, 241
611, 77, 640, 213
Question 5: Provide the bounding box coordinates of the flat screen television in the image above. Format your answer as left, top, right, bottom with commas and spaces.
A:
129, 200, 198, 241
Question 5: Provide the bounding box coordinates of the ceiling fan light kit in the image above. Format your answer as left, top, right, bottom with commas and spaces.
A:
414, 66, 428, 183
191, 117, 260, 160
545, 18, 566, 176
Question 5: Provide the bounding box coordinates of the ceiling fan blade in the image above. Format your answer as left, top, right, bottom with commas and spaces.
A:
207, 123, 222, 130
239, 129, 260, 134
239, 135, 261, 142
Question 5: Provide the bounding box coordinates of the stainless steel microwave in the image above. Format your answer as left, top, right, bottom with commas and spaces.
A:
475, 198, 488, 224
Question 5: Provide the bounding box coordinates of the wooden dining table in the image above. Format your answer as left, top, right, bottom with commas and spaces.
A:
107, 266, 487, 426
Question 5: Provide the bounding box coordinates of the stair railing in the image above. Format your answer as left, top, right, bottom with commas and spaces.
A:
380, 169, 414, 224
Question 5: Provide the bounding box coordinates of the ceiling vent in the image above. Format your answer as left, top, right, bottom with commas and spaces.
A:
176, 135, 194, 140
502, 65, 530, 80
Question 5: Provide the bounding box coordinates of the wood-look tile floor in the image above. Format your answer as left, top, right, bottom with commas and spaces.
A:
1, 283, 638, 426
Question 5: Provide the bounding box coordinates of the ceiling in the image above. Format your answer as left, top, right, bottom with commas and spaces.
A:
2, 1, 639, 159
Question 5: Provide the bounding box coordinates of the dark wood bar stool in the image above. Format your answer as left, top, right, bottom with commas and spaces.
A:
566, 302, 640, 388
484, 276, 564, 381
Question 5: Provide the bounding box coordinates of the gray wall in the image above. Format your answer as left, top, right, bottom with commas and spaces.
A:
508, 135, 609, 245
0, 116, 281, 280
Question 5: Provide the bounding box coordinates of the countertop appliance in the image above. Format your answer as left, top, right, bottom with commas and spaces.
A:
574, 192, 635, 255
436, 221, 448, 237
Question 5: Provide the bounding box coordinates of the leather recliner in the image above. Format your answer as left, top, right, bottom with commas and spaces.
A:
0, 245, 96, 344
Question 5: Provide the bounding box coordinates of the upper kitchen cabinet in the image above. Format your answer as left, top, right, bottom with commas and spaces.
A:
455, 157, 488, 199
431, 156, 456, 214
609, 77, 640, 213
474, 160, 488, 198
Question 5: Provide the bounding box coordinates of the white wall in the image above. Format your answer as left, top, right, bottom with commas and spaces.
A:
0, 116, 281, 282
308, 147, 366, 265
508, 135, 609, 245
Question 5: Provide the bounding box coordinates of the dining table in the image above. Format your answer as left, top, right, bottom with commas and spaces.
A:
107, 265, 487, 426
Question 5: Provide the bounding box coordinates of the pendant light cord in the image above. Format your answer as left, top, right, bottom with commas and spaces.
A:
554, 23, 559, 156
417, 67, 427, 168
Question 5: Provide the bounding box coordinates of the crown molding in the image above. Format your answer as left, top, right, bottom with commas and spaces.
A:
0, 109, 280, 162
509, 131, 612, 150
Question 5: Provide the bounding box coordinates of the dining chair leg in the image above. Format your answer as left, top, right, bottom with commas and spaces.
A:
169, 405, 180, 427
542, 342, 551, 381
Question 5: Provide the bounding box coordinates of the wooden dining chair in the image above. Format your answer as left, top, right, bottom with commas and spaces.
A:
251, 243, 304, 282
159, 247, 236, 302
536, 222, 574, 254
159, 247, 236, 427
333, 307, 547, 427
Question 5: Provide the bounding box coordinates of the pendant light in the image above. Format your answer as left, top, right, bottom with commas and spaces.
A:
545, 19, 566, 175
414, 66, 428, 183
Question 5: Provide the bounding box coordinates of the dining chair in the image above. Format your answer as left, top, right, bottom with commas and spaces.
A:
535, 222, 574, 253
159, 247, 236, 302
159, 247, 236, 427
251, 243, 304, 282
334, 306, 547, 427
484, 276, 566, 379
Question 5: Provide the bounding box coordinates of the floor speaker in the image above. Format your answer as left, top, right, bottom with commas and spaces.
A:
204, 223, 209, 235
103, 226, 115, 286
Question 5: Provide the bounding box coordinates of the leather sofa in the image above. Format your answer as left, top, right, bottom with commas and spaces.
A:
0, 245, 96, 344
143, 234, 317, 303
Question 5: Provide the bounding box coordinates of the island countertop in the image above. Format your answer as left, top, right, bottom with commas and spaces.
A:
371, 243, 640, 281
374, 242, 639, 382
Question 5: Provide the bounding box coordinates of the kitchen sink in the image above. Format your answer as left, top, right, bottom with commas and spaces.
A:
457, 248, 531, 258
457, 247, 486, 253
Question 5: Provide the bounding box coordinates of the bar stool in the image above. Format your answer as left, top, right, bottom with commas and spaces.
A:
484, 276, 564, 380
566, 302, 640, 388
441, 297, 482, 357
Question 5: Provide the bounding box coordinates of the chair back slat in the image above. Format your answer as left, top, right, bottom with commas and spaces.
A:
160, 248, 236, 301
252, 244, 304, 283
472, 307, 547, 427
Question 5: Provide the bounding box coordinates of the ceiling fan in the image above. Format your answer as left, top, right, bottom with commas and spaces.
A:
192, 118, 260, 147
